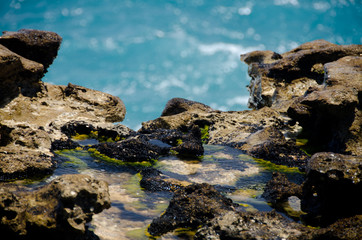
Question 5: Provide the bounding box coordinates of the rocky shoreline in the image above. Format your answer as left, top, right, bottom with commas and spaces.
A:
1, 29, 361, 239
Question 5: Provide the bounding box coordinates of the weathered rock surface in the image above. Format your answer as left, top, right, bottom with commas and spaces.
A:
148, 183, 238, 236
0, 30, 126, 181
141, 98, 307, 168
194, 210, 308, 240
288, 56, 362, 154
241, 40, 362, 112
0, 29, 62, 71
301, 152, 362, 226
0, 174, 110, 240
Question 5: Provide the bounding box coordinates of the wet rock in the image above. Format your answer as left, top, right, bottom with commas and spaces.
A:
241, 126, 308, 169
148, 183, 238, 236
194, 210, 308, 240
301, 152, 362, 226
0, 29, 127, 181
288, 56, 362, 154
241, 40, 362, 112
0, 174, 110, 240
308, 215, 362, 240
94, 135, 167, 162
141, 99, 304, 167
139, 167, 190, 192
262, 172, 302, 205
0, 29, 62, 71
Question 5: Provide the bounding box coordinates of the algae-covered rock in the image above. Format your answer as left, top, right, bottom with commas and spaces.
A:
0, 174, 110, 240
148, 183, 238, 236
301, 152, 362, 226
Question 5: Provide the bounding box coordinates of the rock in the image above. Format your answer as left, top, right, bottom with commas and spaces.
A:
301, 152, 362, 226
139, 167, 191, 192
94, 135, 167, 163
241, 40, 362, 112
148, 183, 238, 236
194, 210, 308, 240
241, 126, 308, 169
0, 174, 110, 240
141, 99, 305, 168
262, 172, 302, 205
0, 29, 62, 71
0, 29, 127, 181
0, 123, 55, 181
161, 97, 214, 116
288, 56, 362, 155
0, 44, 44, 105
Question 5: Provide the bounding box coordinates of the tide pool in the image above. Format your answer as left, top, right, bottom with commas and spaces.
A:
1, 0, 361, 129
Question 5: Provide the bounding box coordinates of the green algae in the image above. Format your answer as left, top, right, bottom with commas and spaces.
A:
241, 155, 303, 174
55, 149, 88, 169
87, 148, 155, 168
200, 125, 209, 144
71, 130, 123, 143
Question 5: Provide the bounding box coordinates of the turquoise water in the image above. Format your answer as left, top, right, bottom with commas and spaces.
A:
1, 0, 361, 129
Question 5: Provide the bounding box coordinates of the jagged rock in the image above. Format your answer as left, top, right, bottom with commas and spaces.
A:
194, 210, 308, 240
241, 40, 362, 112
0, 44, 44, 106
0, 174, 110, 240
139, 167, 191, 192
262, 172, 302, 205
0, 29, 127, 181
148, 183, 238, 236
240, 126, 308, 169
94, 135, 167, 162
0, 29, 62, 71
301, 152, 362, 226
288, 56, 362, 154
141, 98, 304, 167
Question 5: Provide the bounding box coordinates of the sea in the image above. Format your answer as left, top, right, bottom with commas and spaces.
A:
1, 0, 361, 130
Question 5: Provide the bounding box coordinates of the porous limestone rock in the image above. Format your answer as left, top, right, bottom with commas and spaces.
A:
0, 174, 110, 240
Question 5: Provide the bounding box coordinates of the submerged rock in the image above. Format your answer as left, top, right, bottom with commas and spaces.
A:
148, 183, 238, 236
301, 152, 362, 226
0, 174, 110, 240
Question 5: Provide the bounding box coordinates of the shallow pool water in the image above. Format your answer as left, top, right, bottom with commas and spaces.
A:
21, 144, 304, 240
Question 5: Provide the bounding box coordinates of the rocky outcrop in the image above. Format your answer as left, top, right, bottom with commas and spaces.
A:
288, 56, 362, 154
148, 183, 238, 236
141, 98, 307, 169
241, 40, 362, 112
0, 29, 126, 181
0, 174, 110, 240
301, 152, 362, 226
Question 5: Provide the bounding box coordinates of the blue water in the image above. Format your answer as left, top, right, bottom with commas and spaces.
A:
1, 0, 361, 129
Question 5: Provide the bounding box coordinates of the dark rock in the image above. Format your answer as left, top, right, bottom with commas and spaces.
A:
301, 152, 362, 226
0, 174, 110, 240
241, 126, 309, 169
139, 167, 190, 192
194, 210, 309, 240
161, 97, 214, 117
0, 29, 62, 71
51, 139, 81, 151
94, 135, 166, 162
262, 172, 302, 205
148, 183, 238, 236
